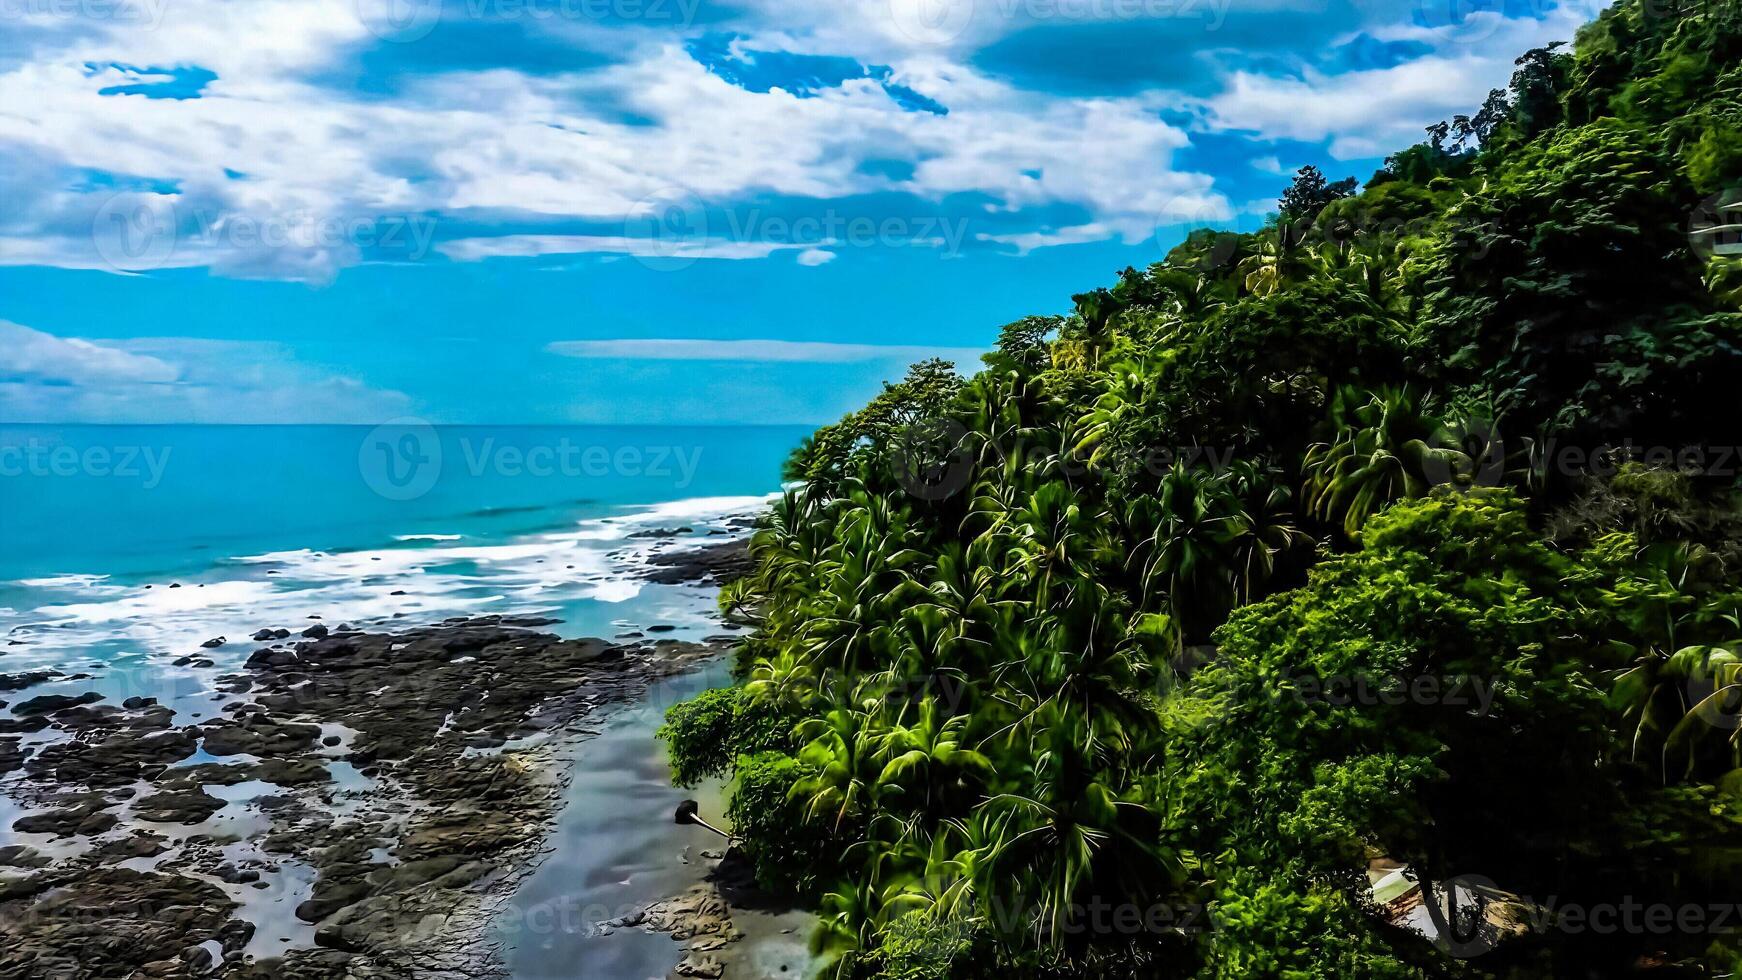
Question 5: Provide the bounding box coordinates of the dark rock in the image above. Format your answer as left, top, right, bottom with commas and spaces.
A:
254, 758, 331, 786
13, 691, 102, 716
199, 715, 322, 757
92, 832, 170, 862
301, 624, 329, 639
647, 624, 677, 633
0, 669, 59, 692
14, 794, 118, 837
26, 727, 198, 787
122, 696, 158, 709
0, 869, 237, 976
135, 789, 226, 824
0, 844, 50, 868
252, 629, 276, 641
201, 636, 226, 649
639, 538, 754, 586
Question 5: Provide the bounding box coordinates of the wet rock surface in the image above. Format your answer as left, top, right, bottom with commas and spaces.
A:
0, 618, 733, 979
639, 538, 755, 585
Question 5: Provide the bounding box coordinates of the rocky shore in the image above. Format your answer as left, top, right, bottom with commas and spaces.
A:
0, 611, 737, 979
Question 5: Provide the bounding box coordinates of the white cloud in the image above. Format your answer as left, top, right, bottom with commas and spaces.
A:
0, 319, 179, 385
1251, 155, 1284, 175
0, 322, 410, 423
796, 247, 836, 266
1202, 2, 1610, 158
0, 4, 1224, 276
546, 338, 985, 363
0, 0, 1608, 277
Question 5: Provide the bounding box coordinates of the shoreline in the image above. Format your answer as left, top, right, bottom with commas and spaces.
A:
0, 527, 789, 979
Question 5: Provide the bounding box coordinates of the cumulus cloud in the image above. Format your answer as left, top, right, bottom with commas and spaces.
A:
0, 319, 179, 385
0, 0, 1606, 277
1201, 1, 1609, 158
0, 321, 410, 423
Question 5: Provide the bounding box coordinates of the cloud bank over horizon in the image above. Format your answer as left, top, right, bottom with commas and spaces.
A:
0, 0, 1607, 282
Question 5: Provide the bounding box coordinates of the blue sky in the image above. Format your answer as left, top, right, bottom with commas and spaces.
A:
0, 0, 1606, 425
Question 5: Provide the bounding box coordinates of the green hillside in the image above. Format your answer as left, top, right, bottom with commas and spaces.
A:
663, 2, 1742, 976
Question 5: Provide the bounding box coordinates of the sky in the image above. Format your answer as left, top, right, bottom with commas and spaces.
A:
0, 0, 1608, 425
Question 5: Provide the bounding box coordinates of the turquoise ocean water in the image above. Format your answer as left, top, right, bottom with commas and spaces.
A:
0, 424, 804, 675
0, 423, 806, 971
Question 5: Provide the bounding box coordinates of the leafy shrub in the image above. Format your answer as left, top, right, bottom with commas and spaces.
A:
726, 751, 833, 895
658, 686, 796, 788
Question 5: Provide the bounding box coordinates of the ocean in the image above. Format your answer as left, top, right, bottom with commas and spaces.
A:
0, 422, 803, 802
0, 422, 808, 970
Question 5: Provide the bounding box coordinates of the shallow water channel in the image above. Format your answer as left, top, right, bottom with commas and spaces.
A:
498, 658, 817, 980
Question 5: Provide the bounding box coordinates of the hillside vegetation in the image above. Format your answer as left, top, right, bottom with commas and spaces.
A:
662, 2, 1742, 976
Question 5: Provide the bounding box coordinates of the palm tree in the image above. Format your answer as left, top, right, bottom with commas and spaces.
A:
875, 699, 994, 817
745, 649, 820, 712
1612, 641, 1742, 783
970, 706, 1178, 949
792, 698, 886, 831
1301, 385, 1468, 540
1238, 226, 1311, 297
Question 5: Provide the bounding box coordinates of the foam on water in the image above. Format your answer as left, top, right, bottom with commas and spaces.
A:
0, 495, 767, 677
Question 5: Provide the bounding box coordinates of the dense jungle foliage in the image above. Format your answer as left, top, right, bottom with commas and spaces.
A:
661, 1, 1742, 975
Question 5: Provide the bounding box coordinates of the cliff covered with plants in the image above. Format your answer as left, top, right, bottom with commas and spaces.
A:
662, 2, 1742, 975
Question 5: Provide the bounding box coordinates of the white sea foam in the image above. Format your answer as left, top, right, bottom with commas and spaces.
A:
6, 494, 762, 668
394, 533, 463, 542
13, 572, 115, 589
620, 494, 776, 526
